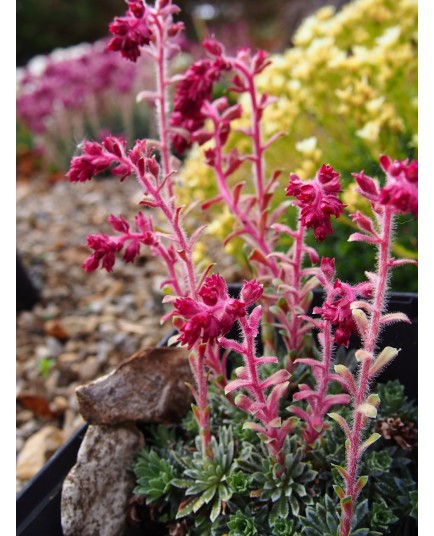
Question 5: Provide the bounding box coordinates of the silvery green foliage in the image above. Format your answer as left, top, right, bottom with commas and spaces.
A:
299, 494, 381, 536
376, 380, 417, 420
131, 381, 416, 535
133, 449, 175, 504
171, 427, 234, 523
236, 436, 317, 527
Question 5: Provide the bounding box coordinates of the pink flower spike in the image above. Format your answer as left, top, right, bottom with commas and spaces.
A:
170, 57, 231, 153
107, 3, 151, 62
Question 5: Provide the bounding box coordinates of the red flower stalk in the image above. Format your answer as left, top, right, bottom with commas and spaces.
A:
286, 164, 345, 241
107, 0, 185, 194
333, 155, 417, 536
220, 281, 295, 471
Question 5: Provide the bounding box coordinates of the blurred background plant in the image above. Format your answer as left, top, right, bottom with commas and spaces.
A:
16, 39, 157, 171
177, 0, 418, 291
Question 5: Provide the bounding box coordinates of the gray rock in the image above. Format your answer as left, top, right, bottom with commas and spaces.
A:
61, 424, 144, 536
76, 346, 193, 425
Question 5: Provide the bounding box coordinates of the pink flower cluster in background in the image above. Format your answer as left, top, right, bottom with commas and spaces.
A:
17, 39, 145, 137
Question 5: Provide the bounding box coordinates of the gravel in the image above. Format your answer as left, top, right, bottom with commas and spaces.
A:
16, 172, 173, 491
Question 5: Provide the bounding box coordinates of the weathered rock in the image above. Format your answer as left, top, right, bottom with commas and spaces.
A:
76, 346, 193, 425
16, 425, 64, 480
61, 424, 144, 536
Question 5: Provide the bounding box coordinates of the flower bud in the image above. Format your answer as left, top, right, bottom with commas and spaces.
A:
203, 38, 225, 57
240, 280, 263, 305
320, 257, 335, 282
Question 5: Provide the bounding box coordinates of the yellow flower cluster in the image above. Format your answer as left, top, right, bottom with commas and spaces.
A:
255, 0, 417, 177
177, 0, 417, 263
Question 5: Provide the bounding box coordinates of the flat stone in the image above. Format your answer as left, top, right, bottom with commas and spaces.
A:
16, 425, 64, 480
61, 424, 144, 536
76, 346, 193, 425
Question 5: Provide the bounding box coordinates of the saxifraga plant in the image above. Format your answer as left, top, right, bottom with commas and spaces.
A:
66, 1, 418, 534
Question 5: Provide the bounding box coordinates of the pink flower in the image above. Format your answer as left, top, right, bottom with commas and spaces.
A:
314, 279, 356, 347
378, 155, 418, 216
67, 137, 133, 183
174, 274, 249, 349
314, 277, 372, 347
319, 257, 336, 284
135, 212, 157, 246
353, 155, 418, 217
170, 55, 230, 153
198, 273, 228, 306
67, 141, 112, 183
286, 165, 345, 241
202, 37, 224, 57
108, 2, 151, 62
82, 234, 123, 273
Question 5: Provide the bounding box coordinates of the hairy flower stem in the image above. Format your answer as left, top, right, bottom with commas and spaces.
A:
151, 10, 173, 198
210, 114, 271, 259
340, 206, 393, 536
288, 221, 306, 357
239, 315, 286, 470
310, 324, 334, 440
135, 164, 197, 298
189, 344, 212, 458
135, 163, 216, 458
206, 342, 230, 392
209, 115, 306, 363
232, 59, 266, 212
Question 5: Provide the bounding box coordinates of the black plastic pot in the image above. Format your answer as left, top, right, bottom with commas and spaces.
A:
16, 425, 87, 536
16, 253, 41, 312
16, 291, 417, 535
